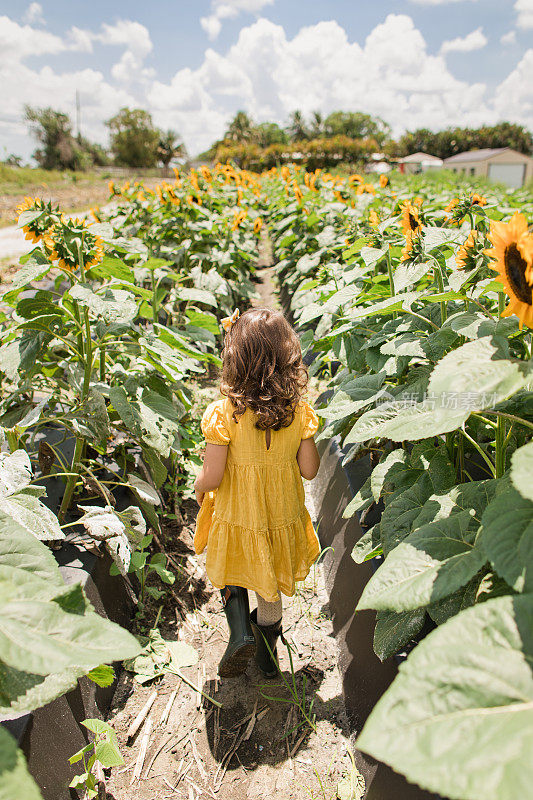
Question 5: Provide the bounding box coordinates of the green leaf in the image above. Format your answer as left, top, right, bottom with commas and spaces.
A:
87, 664, 115, 687
480, 482, 533, 593
72, 390, 110, 450
178, 287, 217, 307
392, 260, 430, 292
346, 397, 469, 444
369, 449, 407, 501
70, 284, 138, 324
0, 726, 42, 800
357, 594, 533, 800
510, 441, 533, 502
0, 515, 140, 715
0, 449, 32, 497
428, 336, 533, 410
0, 259, 50, 299
357, 510, 486, 612
109, 386, 142, 439
127, 475, 160, 505
373, 609, 425, 661
0, 489, 64, 542
86, 256, 134, 283
321, 372, 387, 421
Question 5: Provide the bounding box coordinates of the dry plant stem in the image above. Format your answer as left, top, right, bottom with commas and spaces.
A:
127, 691, 157, 740
169, 667, 222, 708
131, 716, 153, 785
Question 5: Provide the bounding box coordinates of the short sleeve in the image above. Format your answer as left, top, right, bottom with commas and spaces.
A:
301, 401, 319, 439
201, 401, 231, 445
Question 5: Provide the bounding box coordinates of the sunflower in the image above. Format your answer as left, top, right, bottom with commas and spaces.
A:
486, 212, 533, 329
471, 193, 487, 207
356, 183, 376, 195
231, 209, 247, 231
16, 197, 61, 243
43, 218, 104, 272
369, 208, 380, 227
445, 198, 459, 213
379, 174, 388, 188
253, 217, 263, 234
400, 230, 424, 263
349, 174, 363, 185
455, 230, 478, 270
400, 200, 422, 236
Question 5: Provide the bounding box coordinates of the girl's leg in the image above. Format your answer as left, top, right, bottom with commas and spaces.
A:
255, 592, 282, 625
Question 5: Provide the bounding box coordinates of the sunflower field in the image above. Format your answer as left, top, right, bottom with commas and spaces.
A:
2, 162, 533, 800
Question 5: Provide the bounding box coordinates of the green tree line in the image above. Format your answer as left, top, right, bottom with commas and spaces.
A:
21, 106, 186, 171
10, 105, 533, 172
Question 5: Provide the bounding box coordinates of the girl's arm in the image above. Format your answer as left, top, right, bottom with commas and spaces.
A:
194, 443, 228, 505
297, 437, 320, 480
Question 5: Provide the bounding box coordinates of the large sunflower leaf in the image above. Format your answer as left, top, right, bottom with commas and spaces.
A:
0, 450, 32, 498
0, 516, 140, 712
479, 482, 533, 593
345, 398, 469, 444
428, 336, 533, 409
0, 489, 64, 541
357, 594, 533, 800
510, 441, 533, 502
357, 510, 486, 612
373, 609, 426, 662
0, 726, 42, 800
320, 372, 387, 421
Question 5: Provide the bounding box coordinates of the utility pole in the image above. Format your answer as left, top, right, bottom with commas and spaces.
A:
76, 89, 81, 142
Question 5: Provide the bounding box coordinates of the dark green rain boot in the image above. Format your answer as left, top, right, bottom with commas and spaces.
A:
218, 586, 256, 677
250, 608, 282, 678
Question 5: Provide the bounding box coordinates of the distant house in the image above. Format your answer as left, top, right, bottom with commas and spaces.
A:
443, 147, 533, 189
398, 152, 443, 174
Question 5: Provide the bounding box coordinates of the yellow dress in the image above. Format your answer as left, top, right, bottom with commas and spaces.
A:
194, 397, 320, 602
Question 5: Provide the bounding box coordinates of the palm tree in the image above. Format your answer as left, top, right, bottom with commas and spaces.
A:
157, 130, 186, 176
310, 111, 324, 139
286, 110, 309, 143
225, 111, 254, 142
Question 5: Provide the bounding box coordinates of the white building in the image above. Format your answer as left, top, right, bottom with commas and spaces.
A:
443, 147, 533, 189
398, 152, 444, 174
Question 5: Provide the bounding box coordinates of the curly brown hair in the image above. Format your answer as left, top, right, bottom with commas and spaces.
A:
220, 307, 308, 430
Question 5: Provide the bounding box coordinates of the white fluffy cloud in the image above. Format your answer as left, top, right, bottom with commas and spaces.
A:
440, 27, 487, 54
1, 8, 532, 162
515, 0, 533, 28
149, 15, 496, 153
201, 0, 274, 40
22, 3, 44, 25
501, 30, 517, 45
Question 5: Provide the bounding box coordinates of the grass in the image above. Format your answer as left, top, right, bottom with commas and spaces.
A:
0, 164, 105, 192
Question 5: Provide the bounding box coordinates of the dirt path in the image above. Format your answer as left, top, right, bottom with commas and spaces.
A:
101, 256, 352, 800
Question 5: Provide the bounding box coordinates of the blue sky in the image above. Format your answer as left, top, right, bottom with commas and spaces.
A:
0, 0, 531, 161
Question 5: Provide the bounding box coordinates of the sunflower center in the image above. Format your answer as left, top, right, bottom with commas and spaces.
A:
505, 243, 532, 305
408, 212, 418, 230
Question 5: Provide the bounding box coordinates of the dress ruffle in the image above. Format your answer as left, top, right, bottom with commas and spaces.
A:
201, 402, 231, 445
195, 508, 320, 602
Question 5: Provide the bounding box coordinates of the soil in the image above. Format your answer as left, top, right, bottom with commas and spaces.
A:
99, 260, 352, 800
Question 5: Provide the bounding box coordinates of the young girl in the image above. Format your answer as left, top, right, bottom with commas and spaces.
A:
194, 307, 320, 678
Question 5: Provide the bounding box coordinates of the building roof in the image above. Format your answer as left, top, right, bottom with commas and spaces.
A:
443, 147, 532, 164
399, 152, 443, 164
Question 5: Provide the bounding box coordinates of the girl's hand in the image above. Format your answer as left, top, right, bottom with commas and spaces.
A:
195, 487, 205, 506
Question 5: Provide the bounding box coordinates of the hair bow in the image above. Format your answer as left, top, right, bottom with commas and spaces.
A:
221, 308, 240, 332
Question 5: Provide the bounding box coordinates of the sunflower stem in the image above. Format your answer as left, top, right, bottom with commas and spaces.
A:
386, 245, 397, 319
494, 291, 508, 478
59, 239, 92, 522
460, 427, 496, 478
